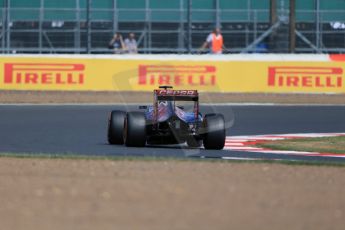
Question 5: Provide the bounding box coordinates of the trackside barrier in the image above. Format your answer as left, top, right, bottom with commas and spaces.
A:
0, 54, 344, 94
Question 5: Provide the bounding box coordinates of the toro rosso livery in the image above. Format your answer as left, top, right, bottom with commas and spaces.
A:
107, 86, 226, 149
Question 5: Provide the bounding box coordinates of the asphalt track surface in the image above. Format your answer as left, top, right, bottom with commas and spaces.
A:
0, 104, 345, 163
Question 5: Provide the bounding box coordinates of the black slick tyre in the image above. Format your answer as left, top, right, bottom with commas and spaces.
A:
203, 114, 226, 150
124, 112, 146, 147
108, 110, 126, 145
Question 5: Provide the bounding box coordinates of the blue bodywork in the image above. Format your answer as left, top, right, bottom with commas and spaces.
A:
145, 101, 202, 123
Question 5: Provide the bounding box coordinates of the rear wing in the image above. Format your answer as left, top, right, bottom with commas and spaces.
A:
154, 89, 198, 101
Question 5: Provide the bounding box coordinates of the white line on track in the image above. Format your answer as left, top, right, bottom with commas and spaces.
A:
220, 157, 261, 161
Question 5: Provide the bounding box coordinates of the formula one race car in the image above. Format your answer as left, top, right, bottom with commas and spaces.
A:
107, 86, 226, 149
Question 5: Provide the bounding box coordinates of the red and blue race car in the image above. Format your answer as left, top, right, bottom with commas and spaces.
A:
107, 86, 226, 149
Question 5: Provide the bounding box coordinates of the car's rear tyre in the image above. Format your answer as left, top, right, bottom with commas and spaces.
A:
203, 114, 226, 150
124, 112, 146, 147
186, 137, 203, 148
108, 110, 126, 145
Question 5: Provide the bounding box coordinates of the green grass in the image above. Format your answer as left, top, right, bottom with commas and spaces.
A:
257, 136, 345, 154
0, 151, 345, 167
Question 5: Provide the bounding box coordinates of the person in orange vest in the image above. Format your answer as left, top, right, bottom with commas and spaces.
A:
201, 27, 224, 54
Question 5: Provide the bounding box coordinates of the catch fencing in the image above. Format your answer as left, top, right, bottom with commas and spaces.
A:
0, 0, 344, 54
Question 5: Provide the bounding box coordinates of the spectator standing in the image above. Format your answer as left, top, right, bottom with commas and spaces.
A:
201, 28, 224, 54
124, 33, 138, 54
108, 33, 125, 54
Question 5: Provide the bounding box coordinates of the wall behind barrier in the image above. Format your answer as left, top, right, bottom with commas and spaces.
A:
0, 54, 344, 94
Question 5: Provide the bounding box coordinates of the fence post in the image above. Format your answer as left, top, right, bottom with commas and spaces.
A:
315, 0, 320, 50
112, 0, 118, 35
144, 0, 150, 53
289, 0, 296, 53
215, 0, 220, 28
253, 9, 257, 42
5, 0, 10, 53
270, 0, 277, 24
75, 0, 81, 53
86, 0, 91, 53
178, 0, 184, 52
187, 0, 192, 53
39, 0, 44, 53
2, 0, 7, 52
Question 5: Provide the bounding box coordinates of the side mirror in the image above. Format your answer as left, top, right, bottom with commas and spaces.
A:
139, 106, 148, 110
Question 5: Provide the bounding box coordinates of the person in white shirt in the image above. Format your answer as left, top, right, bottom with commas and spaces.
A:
124, 33, 138, 54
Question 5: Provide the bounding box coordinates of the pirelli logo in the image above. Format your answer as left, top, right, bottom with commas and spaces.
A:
138, 65, 216, 86
268, 67, 343, 88
4, 63, 85, 85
